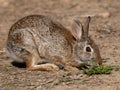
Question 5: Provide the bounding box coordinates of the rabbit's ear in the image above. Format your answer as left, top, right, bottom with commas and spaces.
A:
83, 16, 91, 38
71, 19, 83, 41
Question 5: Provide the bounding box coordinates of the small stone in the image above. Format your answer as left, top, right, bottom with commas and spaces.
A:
80, 12, 110, 18
98, 12, 110, 18
106, 29, 111, 34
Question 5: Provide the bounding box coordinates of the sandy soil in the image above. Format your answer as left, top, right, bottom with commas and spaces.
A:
0, 0, 120, 90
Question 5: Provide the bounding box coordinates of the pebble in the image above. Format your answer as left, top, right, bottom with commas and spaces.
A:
80, 12, 110, 18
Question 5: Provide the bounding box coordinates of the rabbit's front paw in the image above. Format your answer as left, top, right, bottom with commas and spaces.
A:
64, 65, 79, 72
45, 64, 59, 71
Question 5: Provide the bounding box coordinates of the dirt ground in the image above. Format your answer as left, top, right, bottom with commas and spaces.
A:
0, 0, 120, 90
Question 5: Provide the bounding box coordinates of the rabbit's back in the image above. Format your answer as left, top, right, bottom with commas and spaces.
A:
9, 15, 54, 32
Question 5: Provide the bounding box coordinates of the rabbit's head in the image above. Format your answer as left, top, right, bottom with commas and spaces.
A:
70, 16, 102, 66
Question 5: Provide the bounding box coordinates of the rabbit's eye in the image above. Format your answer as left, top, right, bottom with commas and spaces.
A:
86, 46, 91, 52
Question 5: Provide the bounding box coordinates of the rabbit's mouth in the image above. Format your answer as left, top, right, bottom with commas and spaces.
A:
79, 57, 96, 65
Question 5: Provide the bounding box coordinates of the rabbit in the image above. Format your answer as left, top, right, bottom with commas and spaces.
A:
7, 15, 102, 71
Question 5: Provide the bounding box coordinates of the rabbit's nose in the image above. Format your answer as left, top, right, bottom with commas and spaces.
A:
90, 57, 95, 60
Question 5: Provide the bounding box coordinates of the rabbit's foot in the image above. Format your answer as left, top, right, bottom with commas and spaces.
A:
27, 63, 59, 71
64, 65, 79, 72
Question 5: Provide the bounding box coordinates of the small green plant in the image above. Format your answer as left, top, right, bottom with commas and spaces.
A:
82, 65, 114, 76
113, 66, 120, 71
5, 66, 13, 71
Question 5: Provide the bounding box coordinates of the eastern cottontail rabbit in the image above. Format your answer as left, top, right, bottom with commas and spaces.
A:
7, 15, 102, 71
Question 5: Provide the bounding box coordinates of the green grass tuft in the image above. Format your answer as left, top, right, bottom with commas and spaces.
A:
82, 65, 114, 76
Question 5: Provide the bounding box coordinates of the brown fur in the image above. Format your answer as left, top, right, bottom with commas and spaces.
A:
7, 15, 102, 71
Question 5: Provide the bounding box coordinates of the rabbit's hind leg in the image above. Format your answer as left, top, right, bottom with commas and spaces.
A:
24, 50, 59, 71
27, 62, 60, 71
